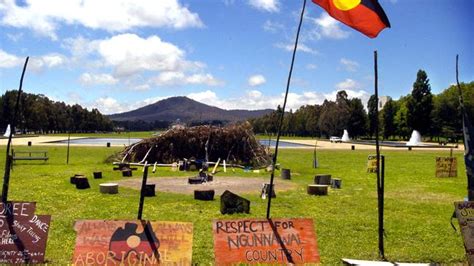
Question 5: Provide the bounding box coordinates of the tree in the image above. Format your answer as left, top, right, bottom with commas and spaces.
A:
381, 98, 397, 139
367, 94, 378, 138
347, 98, 368, 138
394, 97, 410, 139
406, 69, 433, 135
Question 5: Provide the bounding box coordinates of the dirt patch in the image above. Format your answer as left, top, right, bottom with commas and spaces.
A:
116, 176, 296, 195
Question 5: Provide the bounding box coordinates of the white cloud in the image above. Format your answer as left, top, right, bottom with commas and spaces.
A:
0, 0, 203, 39
306, 64, 317, 70
79, 73, 119, 85
248, 74, 266, 87
152, 71, 223, 86
263, 20, 284, 33
312, 13, 350, 39
275, 43, 318, 55
0, 49, 66, 71
97, 33, 203, 77
248, 0, 279, 12
335, 78, 361, 90
340, 58, 359, 72
93, 97, 126, 114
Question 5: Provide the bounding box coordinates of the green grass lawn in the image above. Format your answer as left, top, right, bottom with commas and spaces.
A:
0, 145, 467, 264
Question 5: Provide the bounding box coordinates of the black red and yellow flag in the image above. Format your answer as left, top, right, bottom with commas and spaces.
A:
312, 0, 390, 38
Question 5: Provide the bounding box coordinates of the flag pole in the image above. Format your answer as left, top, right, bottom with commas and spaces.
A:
456, 55, 474, 201
374, 51, 385, 259
266, 0, 306, 219
2, 57, 29, 203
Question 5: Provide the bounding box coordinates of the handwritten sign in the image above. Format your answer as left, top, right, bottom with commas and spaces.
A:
435, 157, 457, 177
212, 218, 319, 264
0, 201, 51, 264
367, 155, 378, 173
73, 220, 193, 265
455, 201, 474, 265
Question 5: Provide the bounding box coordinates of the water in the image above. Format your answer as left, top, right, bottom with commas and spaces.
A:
53, 138, 311, 148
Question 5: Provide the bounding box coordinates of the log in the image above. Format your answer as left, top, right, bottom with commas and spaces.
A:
307, 184, 328, 196
194, 189, 215, 201
93, 172, 102, 179
281, 168, 291, 180
100, 183, 118, 194
75, 176, 90, 189
314, 174, 331, 185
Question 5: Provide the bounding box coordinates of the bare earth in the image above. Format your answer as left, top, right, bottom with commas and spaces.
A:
116, 176, 297, 195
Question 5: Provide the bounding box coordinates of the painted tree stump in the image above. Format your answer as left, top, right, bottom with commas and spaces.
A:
144, 184, 155, 197
93, 172, 102, 179
122, 170, 132, 177
331, 178, 342, 189
70, 174, 85, 184
281, 168, 291, 180
314, 174, 331, 185
75, 176, 90, 189
307, 184, 328, 196
194, 189, 215, 201
100, 183, 118, 194
261, 183, 276, 198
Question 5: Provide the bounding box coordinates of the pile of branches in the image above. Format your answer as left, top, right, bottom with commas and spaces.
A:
120, 123, 271, 168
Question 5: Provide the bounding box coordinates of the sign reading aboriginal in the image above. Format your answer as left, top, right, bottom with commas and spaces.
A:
212, 218, 319, 264
0, 201, 51, 264
435, 157, 457, 177
73, 220, 193, 266
367, 155, 378, 173
454, 201, 474, 265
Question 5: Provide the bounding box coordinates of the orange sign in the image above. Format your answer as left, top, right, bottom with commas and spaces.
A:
73, 220, 193, 265
212, 218, 320, 264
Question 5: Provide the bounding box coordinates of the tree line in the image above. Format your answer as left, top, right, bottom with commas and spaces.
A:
250, 70, 473, 142
0, 91, 114, 133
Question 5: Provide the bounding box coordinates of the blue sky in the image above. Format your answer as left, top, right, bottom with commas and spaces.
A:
0, 0, 472, 114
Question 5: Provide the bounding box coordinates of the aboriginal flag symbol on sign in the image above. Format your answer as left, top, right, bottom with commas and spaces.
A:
312, 0, 391, 38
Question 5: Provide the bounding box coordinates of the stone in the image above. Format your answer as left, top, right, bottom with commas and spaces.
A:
220, 190, 250, 214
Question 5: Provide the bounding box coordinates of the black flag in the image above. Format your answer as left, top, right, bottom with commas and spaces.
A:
463, 108, 474, 199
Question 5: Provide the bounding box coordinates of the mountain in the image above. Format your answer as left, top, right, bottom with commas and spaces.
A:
108, 96, 273, 123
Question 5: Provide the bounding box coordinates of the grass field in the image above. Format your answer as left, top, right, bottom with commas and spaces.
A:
0, 145, 468, 264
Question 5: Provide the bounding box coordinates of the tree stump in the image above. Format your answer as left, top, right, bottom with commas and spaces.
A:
220, 190, 250, 214
188, 177, 203, 184
144, 184, 155, 197
307, 185, 328, 196
70, 174, 85, 184
122, 170, 132, 177
314, 174, 331, 185
331, 178, 342, 189
261, 183, 276, 199
93, 172, 102, 179
75, 176, 90, 189
194, 189, 215, 201
281, 169, 291, 180
100, 183, 118, 194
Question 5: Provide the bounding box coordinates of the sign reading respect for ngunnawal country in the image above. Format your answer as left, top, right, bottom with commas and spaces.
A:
455, 201, 474, 265
212, 218, 320, 264
73, 220, 193, 266
0, 201, 51, 264
435, 157, 457, 177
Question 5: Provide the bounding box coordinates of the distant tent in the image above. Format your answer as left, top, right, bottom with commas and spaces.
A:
3, 124, 12, 138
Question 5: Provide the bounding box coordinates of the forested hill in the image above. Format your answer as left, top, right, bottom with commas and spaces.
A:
0, 91, 113, 133
109, 96, 273, 123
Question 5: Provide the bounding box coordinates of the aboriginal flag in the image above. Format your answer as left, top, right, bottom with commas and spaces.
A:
312, 0, 390, 38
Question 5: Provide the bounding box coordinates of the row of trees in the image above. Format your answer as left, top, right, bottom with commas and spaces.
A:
0, 91, 114, 133
250, 70, 473, 141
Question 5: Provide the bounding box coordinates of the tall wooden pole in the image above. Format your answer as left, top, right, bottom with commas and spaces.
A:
2, 57, 29, 203
266, 0, 306, 219
374, 51, 385, 259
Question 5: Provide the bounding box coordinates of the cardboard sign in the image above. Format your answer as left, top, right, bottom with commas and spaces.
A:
0, 201, 51, 264
367, 155, 378, 173
73, 220, 193, 265
212, 218, 320, 264
436, 157, 457, 177
455, 201, 474, 265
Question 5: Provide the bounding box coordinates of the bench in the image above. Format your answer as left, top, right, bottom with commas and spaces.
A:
12, 150, 49, 162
